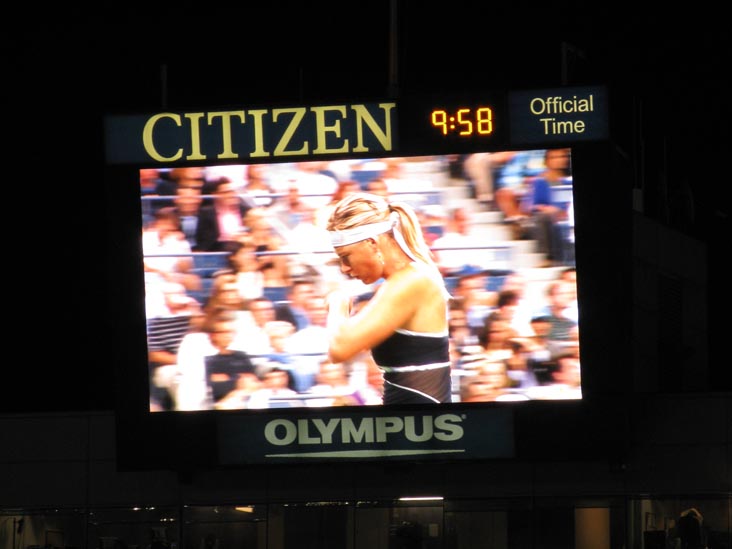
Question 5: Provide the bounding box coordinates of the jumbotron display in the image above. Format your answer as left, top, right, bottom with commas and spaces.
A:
140, 150, 580, 414
106, 85, 606, 466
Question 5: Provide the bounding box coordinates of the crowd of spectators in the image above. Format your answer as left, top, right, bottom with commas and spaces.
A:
141, 152, 581, 410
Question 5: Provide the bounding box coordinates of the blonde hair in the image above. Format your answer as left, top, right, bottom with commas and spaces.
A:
327, 192, 437, 269
203, 272, 246, 313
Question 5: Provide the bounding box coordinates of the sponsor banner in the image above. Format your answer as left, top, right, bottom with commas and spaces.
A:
217, 407, 514, 464
104, 102, 397, 165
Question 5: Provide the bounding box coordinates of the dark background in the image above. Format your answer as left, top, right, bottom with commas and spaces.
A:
8, 4, 729, 413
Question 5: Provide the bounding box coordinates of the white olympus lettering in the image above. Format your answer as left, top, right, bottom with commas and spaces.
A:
264, 414, 464, 446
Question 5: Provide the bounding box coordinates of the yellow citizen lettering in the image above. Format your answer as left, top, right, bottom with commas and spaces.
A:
183, 113, 207, 161
207, 111, 245, 160
311, 105, 349, 155
142, 113, 183, 163
129, 101, 398, 164
246, 109, 271, 158
351, 102, 394, 153
273, 107, 309, 156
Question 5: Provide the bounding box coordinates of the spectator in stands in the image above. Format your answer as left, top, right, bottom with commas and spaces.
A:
141, 167, 203, 214
212, 372, 262, 410
202, 165, 247, 196
282, 204, 334, 279
199, 273, 275, 362
242, 163, 276, 207
142, 207, 202, 292
450, 266, 496, 339
247, 367, 299, 409
529, 315, 553, 347
196, 177, 254, 252
533, 278, 579, 345
498, 271, 537, 337
524, 333, 582, 400
488, 151, 522, 218
492, 150, 546, 225
520, 148, 573, 267
140, 168, 165, 225
525, 315, 556, 384
176, 309, 256, 410
484, 289, 520, 327
458, 315, 514, 372
202, 272, 247, 316
269, 182, 312, 230
231, 295, 291, 367
203, 313, 257, 406
290, 161, 340, 210
551, 328, 581, 392
418, 205, 447, 247
259, 320, 297, 371
146, 281, 202, 411
216, 235, 266, 303
284, 294, 332, 392
380, 156, 406, 183
172, 184, 204, 251
431, 206, 493, 277
481, 288, 541, 388
448, 299, 481, 356
460, 374, 498, 402
140, 167, 164, 196
365, 177, 390, 198
275, 278, 317, 331
459, 360, 517, 402
558, 266, 579, 322
244, 207, 293, 300
170, 166, 206, 191
151, 166, 207, 211
305, 360, 368, 407
502, 336, 543, 389
462, 152, 495, 207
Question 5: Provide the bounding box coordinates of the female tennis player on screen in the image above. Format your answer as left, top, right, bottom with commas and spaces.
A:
325, 192, 452, 405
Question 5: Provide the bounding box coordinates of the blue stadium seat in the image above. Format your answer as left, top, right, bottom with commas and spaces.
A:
350, 169, 384, 188
263, 286, 291, 303
192, 252, 229, 277
485, 275, 507, 292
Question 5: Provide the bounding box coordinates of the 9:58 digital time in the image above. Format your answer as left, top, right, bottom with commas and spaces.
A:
430, 106, 494, 137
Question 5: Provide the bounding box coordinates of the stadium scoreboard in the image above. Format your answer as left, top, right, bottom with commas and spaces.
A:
106, 84, 609, 467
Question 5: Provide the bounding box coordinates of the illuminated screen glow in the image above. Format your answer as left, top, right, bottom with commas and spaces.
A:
141, 149, 581, 413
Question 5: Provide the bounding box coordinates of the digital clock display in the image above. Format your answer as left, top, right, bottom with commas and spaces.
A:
394, 85, 606, 156
396, 94, 507, 156
430, 107, 494, 136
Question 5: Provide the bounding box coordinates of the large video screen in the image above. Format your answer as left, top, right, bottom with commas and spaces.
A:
140, 148, 582, 414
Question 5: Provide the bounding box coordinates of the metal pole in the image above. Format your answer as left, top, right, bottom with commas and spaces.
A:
388, 0, 399, 98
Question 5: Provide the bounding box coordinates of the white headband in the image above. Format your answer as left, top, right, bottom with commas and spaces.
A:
329, 212, 421, 265
329, 211, 450, 298
329, 217, 395, 248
